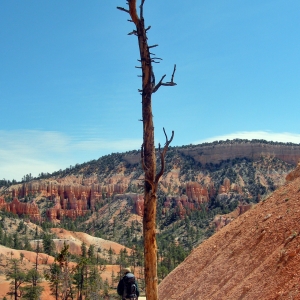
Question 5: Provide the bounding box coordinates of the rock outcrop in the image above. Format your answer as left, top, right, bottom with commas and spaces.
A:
286, 161, 300, 181
114, 193, 145, 217
178, 141, 300, 165
122, 141, 300, 167
186, 181, 209, 203
8, 179, 129, 221
213, 203, 253, 231
0, 197, 41, 222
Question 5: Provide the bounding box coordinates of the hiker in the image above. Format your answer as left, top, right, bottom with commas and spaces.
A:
117, 267, 140, 300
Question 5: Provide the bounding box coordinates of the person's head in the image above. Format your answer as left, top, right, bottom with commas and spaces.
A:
123, 267, 131, 275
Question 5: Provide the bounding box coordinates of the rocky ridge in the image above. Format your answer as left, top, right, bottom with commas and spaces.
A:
0, 140, 299, 250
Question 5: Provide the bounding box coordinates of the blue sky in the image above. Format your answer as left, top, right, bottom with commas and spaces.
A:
1, 0, 300, 181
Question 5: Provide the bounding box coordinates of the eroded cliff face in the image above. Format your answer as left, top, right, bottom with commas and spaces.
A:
123, 141, 300, 166
1, 141, 299, 224
1, 174, 241, 222
0, 197, 41, 222
178, 142, 300, 165
6, 176, 130, 221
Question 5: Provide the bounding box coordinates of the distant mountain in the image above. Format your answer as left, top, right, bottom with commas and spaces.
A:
0, 139, 300, 275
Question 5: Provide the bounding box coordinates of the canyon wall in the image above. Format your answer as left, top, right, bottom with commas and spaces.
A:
0, 197, 41, 222
123, 142, 300, 166
7, 180, 128, 221
178, 142, 300, 165
2, 141, 298, 223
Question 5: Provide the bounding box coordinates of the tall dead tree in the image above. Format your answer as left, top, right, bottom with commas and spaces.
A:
117, 1, 176, 299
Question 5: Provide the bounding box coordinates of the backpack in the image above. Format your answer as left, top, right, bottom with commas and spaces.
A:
123, 273, 137, 299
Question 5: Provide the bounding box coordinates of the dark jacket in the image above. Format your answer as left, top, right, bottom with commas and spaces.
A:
117, 272, 140, 299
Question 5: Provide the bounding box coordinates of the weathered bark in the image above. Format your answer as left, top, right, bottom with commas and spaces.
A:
117, 1, 176, 299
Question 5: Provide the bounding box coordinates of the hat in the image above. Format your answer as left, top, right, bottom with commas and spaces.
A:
123, 267, 131, 274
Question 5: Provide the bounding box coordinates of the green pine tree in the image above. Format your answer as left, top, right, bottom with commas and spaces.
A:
5, 258, 26, 300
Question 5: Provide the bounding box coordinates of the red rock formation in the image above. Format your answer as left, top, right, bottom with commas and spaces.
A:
9, 179, 131, 221
114, 193, 144, 217
218, 185, 226, 194
208, 182, 217, 198
231, 182, 243, 193
223, 177, 231, 192
46, 197, 89, 221
213, 203, 253, 231
185, 182, 209, 203
133, 194, 144, 217
0, 197, 41, 222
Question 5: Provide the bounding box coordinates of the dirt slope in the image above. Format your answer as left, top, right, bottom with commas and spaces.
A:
50, 228, 131, 257
159, 175, 300, 299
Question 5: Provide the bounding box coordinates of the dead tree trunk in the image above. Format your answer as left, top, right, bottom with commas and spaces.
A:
118, 1, 176, 299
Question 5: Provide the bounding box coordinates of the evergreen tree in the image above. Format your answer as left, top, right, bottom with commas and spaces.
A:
23, 236, 32, 251
5, 258, 26, 300
46, 243, 74, 300
108, 247, 114, 264
0, 226, 3, 243
87, 244, 95, 263
13, 233, 21, 250
56, 243, 74, 300
45, 263, 60, 300
81, 242, 87, 258
42, 233, 56, 256
21, 268, 44, 300
20, 285, 44, 300
86, 266, 103, 300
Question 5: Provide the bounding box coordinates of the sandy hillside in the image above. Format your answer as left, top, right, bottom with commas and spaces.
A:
50, 228, 131, 254
0, 245, 57, 299
159, 169, 300, 299
0, 245, 55, 266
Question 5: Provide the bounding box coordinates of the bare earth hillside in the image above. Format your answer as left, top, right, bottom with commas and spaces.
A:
50, 228, 132, 256
159, 169, 300, 299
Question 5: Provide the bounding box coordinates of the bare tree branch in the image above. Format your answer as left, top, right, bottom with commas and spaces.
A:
155, 128, 174, 183
152, 65, 177, 92
171, 64, 176, 82
149, 44, 159, 48
117, 6, 130, 13
128, 30, 138, 35
162, 64, 177, 85
152, 75, 166, 93
140, 0, 145, 19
